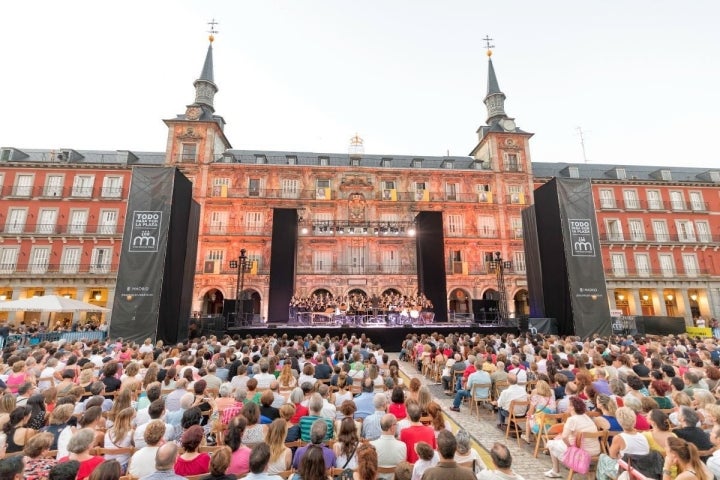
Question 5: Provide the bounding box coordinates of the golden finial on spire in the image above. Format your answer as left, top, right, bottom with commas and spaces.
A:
207, 18, 219, 43
482, 34, 494, 57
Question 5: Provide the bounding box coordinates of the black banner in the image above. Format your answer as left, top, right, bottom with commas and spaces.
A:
110, 168, 176, 343
556, 178, 611, 337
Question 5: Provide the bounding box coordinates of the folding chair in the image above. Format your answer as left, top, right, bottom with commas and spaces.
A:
533, 412, 567, 457
469, 383, 493, 418
493, 380, 509, 401
505, 399, 530, 445
566, 430, 608, 480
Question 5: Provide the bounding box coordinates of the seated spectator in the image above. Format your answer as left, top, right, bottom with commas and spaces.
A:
201, 446, 234, 480
353, 378, 376, 420
674, 406, 714, 456
298, 393, 333, 442
244, 443, 283, 480
226, 415, 251, 476
0, 456, 26, 480
388, 386, 407, 420
334, 417, 360, 470
354, 442, 378, 480
399, 402, 436, 464
292, 419, 336, 470
241, 402, 268, 446
361, 393, 388, 441
665, 437, 713, 480
595, 407, 650, 480
174, 425, 211, 476
411, 441, 438, 480
23, 431, 57, 480
265, 419, 292, 475
453, 429, 485, 476
259, 390, 280, 422
141, 442, 186, 480
419, 430, 475, 480
41, 403, 73, 452
128, 420, 166, 478
103, 407, 135, 471
4, 406, 36, 453
545, 396, 600, 478
87, 459, 121, 480
477, 442, 526, 480
58, 428, 104, 480
649, 380, 674, 409
288, 388, 308, 424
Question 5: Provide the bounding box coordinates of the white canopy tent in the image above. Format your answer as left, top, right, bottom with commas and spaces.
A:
0, 295, 109, 313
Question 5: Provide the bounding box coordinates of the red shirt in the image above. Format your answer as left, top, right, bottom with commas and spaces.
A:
389, 402, 407, 420
635, 413, 651, 431
174, 453, 211, 476
399, 425, 437, 463
59, 456, 104, 480
290, 404, 309, 424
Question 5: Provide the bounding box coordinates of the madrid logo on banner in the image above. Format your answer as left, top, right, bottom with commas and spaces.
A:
129, 211, 162, 252
568, 219, 595, 257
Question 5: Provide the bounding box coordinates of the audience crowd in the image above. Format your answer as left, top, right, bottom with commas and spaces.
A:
0, 329, 718, 480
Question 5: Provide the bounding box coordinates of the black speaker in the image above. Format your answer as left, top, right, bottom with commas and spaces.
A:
472, 299, 498, 323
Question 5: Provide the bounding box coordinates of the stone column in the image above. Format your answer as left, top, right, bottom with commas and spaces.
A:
655, 289, 668, 316
630, 290, 642, 317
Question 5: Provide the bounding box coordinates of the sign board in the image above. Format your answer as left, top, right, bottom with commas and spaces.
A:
610, 309, 623, 318
686, 327, 713, 338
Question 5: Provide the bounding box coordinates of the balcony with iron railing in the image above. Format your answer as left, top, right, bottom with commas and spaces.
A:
0, 185, 127, 200
1, 224, 121, 236
0, 263, 118, 276
599, 232, 718, 244
604, 267, 713, 279
204, 187, 500, 204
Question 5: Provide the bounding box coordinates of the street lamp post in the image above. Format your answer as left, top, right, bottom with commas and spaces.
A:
488, 251, 512, 324
229, 249, 248, 326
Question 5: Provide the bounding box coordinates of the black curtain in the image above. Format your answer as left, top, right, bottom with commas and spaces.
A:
415, 211, 448, 322
268, 209, 298, 322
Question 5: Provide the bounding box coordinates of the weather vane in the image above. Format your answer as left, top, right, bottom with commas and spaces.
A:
207, 18, 219, 42
482, 35, 494, 56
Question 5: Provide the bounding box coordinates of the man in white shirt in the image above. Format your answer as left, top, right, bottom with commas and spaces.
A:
133, 400, 175, 448
38, 358, 60, 392
508, 357, 527, 385
253, 360, 276, 389
128, 420, 166, 478
202, 364, 223, 391
495, 373, 528, 427
706, 424, 720, 479
477, 442, 526, 480
318, 384, 337, 420
371, 414, 407, 480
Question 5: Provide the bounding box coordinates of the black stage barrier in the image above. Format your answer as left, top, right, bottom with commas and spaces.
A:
224, 324, 518, 351
529, 318, 558, 335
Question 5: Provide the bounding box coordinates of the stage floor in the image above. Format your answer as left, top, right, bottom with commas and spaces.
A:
221, 323, 518, 350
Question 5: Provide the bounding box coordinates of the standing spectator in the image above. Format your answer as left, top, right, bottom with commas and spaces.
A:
419, 430, 475, 480
399, 402, 436, 463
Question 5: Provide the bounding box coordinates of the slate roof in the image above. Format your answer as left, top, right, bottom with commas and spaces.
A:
532, 162, 720, 183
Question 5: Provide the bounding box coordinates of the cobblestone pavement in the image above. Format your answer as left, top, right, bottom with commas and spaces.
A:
396, 357, 554, 480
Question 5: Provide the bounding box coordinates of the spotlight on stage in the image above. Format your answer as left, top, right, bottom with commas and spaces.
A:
407, 227, 416, 236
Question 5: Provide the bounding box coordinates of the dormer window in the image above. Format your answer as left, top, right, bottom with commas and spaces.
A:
351, 158, 360, 167
412, 158, 423, 168
615, 168, 626, 179
319, 157, 329, 166
660, 170, 672, 181
381, 158, 392, 167
286, 155, 297, 165
255, 155, 266, 165
710, 171, 720, 182
442, 159, 454, 169
568, 167, 579, 178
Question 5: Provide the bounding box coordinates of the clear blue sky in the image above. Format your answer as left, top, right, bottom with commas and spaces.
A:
2, 1, 718, 167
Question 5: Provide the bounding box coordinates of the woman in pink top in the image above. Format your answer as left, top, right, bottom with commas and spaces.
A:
6, 361, 31, 394
225, 415, 252, 475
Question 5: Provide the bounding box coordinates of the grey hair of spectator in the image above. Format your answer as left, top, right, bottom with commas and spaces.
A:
455, 429, 472, 454
309, 418, 328, 444
219, 383, 233, 398
318, 384, 329, 397
252, 364, 260, 374
234, 388, 248, 403
308, 393, 323, 414
67, 428, 95, 453
46, 357, 58, 368
373, 393, 388, 410
496, 361, 505, 371
179, 392, 195, 410
610, 379, 626, 397
680, 406, 699, 427
623, 395, 642, 413
289, 387, 304, 404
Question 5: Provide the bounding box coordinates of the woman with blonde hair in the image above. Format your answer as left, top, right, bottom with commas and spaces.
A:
333, 373, 352, 418
524, 379, 557, 443
78, 369, 95, 396
596, 407, 650, 480
417, 386, 432, 416
0, 393, 17, 430
277, 363, 297, 390
664, 436, 713, 480
106, 388, 132, 425
22, 431, 57, 479
265, 418, 292, 474
104, 407, 135, 471
367, 364, 383, 387
692, 389, 715, 430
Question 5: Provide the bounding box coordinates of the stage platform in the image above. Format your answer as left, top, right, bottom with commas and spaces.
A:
221, 323, 518, 350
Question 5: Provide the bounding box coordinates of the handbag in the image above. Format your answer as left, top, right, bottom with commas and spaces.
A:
562, 434, 591, 474
334, 443, 357, 480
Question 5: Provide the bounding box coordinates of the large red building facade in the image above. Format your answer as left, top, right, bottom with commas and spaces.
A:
2, 41, 719, 329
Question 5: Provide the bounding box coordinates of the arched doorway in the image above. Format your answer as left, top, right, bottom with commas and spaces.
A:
483, 289, 499, 300
514, 290, 529, 316
203, 289, 224, 315
310, 289, 334, 311
449, 288, 471, 314
243, 290, 262, 316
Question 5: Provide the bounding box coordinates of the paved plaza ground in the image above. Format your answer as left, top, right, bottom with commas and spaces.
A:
396, 355, 554, 480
